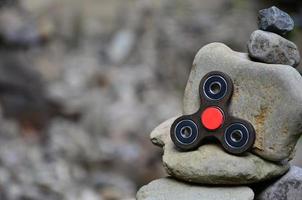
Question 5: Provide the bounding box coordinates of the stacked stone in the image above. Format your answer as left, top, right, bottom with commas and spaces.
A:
248, 6, 300, 67
137, 6, 302, 200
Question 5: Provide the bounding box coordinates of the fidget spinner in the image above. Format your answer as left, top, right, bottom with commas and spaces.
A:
170, 71, 255, 154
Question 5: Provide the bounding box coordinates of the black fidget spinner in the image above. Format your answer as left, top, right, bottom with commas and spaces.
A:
170, 71, 255, 154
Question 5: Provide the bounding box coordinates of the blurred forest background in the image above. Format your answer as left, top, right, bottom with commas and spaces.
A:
0, 0, 301, 199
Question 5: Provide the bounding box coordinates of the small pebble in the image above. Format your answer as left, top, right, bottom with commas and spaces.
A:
258, 6, 294, 35
247, 30, 300, 67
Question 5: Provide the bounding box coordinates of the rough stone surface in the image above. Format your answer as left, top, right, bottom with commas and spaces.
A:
258, 6, 294, 35
0, 1, 292, 199
150, 118, 289, 185
247, 30, 300, 67
255, 166, 302, 200
136, 178, 254, 200
184, 42, 302, 162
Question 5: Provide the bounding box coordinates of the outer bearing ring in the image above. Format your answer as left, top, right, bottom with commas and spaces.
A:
224, 123, 250, 149
174, 119, 199, 145
203, 75, 228, 100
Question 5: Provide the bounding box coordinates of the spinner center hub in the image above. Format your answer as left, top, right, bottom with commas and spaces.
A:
201, 107, 224, 131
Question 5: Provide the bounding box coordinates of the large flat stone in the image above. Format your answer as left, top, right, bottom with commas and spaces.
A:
183, 42, 302, 162
136, 178, 254, 200
150, 118, 289, 185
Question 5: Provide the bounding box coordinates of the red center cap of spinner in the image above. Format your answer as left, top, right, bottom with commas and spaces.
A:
201, 107, 224, 130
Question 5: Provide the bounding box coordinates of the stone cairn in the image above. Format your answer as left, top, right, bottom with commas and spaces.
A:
136, 6, 302, 200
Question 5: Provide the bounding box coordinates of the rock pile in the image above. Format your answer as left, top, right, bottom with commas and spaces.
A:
137, 6, 302, 200
0, 0, 264, 199
248, 6, 300, 67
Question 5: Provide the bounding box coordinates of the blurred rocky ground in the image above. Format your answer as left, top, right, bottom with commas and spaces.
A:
0, 0, 301, 199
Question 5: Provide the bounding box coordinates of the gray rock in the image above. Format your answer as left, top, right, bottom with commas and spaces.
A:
184, 42, 302, 162
150, 118, 289, 185
256, 166, 302, 200
0, 8, 54, 46
247, 30, 300, 67
136, 178, 254, 200
0, 54, 55, 130
258, 6, 294, 35
108, 29, 135, 64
